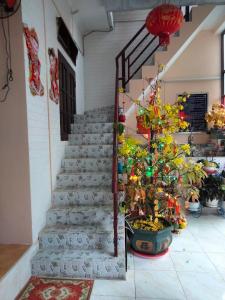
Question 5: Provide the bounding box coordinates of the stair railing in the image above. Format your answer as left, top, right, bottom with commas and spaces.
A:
112, 6, 191, 257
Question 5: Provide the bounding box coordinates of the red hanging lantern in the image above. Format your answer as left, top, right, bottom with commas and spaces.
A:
146, 4, 183, 45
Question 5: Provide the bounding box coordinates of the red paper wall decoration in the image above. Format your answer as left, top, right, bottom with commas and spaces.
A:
48, 48, 59, 104
23, 25, 44, 96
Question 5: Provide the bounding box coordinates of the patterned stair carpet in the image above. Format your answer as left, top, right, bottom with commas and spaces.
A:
31, 106, 126, 279
16, 277, 93, 300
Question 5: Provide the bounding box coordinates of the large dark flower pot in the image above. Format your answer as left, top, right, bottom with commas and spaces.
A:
127, 219, 173, 255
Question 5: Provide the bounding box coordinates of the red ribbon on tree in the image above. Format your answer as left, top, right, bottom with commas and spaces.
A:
146, 4, 183, 45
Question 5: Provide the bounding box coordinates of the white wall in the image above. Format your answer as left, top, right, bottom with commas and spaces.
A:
0, 1, 84, 297
84, 21, 144, 111
21, 0, 84, 242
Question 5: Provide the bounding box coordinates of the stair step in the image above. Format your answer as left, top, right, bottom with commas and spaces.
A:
56, 172, 112, 188
84, 106, 114, 116
52, 186, 113, 207
46, 205, 115, 226
62, 158, 112, 172
65, 145, 112, 158
39, 223, 124, 250
31, 247, 126, 279
69, 133, 113, 145
74, 114, 113, 123
71, 122, 113, 134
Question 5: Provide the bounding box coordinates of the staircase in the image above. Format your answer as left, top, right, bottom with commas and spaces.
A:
118, 4, 217, 129
31, 106, 126, 279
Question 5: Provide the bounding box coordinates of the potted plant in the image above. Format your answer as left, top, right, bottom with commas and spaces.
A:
200, 175, 224, 208
118, 82, 206, 255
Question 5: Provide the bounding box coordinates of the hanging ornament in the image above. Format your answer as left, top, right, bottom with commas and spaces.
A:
136, 115, 150, 134
130, 175, 138, 183
179, 111, 186, 120
146, 4, 183, 45
175, 203, 181, 214
118, 123, 125, 135
127, 157, 133, 165
146, 166, 154, 177
118, 98, 126, 122
118, 160, 124, 174
158, 142, 164, 151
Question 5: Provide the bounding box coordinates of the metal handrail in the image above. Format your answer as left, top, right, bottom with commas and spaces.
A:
112, 57, 119, 257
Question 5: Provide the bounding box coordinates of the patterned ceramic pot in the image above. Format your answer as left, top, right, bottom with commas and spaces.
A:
205, 198, 219, 208
127, 218, 172, 255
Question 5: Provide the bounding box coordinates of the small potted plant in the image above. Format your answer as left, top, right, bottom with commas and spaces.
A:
185, 186, 201, 212
200, 175, 224, 208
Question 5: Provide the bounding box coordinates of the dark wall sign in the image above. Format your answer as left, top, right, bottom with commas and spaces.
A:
180, 93, 208, 132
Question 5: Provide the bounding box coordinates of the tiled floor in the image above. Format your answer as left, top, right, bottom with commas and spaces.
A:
90, 209, 225, 300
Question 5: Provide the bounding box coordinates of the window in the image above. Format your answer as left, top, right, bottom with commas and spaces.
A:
58, 51, 76, 141
222, 30, 225, 99
180, 93, 208, 132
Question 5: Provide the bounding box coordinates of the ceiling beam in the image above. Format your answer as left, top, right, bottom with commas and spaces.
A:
103, 0, 225, 12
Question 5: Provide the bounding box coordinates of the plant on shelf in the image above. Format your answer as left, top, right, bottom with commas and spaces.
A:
199, 174, 225, 208
118, 80, 207, 255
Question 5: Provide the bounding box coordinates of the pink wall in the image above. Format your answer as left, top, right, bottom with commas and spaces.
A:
0, 9, 32, 244
161, 30, 221, 144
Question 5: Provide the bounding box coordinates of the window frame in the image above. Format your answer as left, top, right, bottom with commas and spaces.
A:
221, 30, 225, 101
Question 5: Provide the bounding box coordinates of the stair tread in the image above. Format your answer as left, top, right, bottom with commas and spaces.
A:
54, 186, 112, 192
69, 133, 113, 135
48, 204, 113, 211
72, 122, 113, 125
40, 224, 124, 235
58, 171, 112, 175
32, 248, 124, 261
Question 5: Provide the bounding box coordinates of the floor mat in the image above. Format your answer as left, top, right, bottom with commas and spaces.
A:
16, 276, 94, 300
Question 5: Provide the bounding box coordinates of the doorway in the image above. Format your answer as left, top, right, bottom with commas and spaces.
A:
58, 51, 76, 141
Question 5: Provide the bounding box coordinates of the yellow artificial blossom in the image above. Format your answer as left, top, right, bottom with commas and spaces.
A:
181, 144, 191, 155
205, 103, 225, 129
173, 157, 184, 166
118, 87, 124, 93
